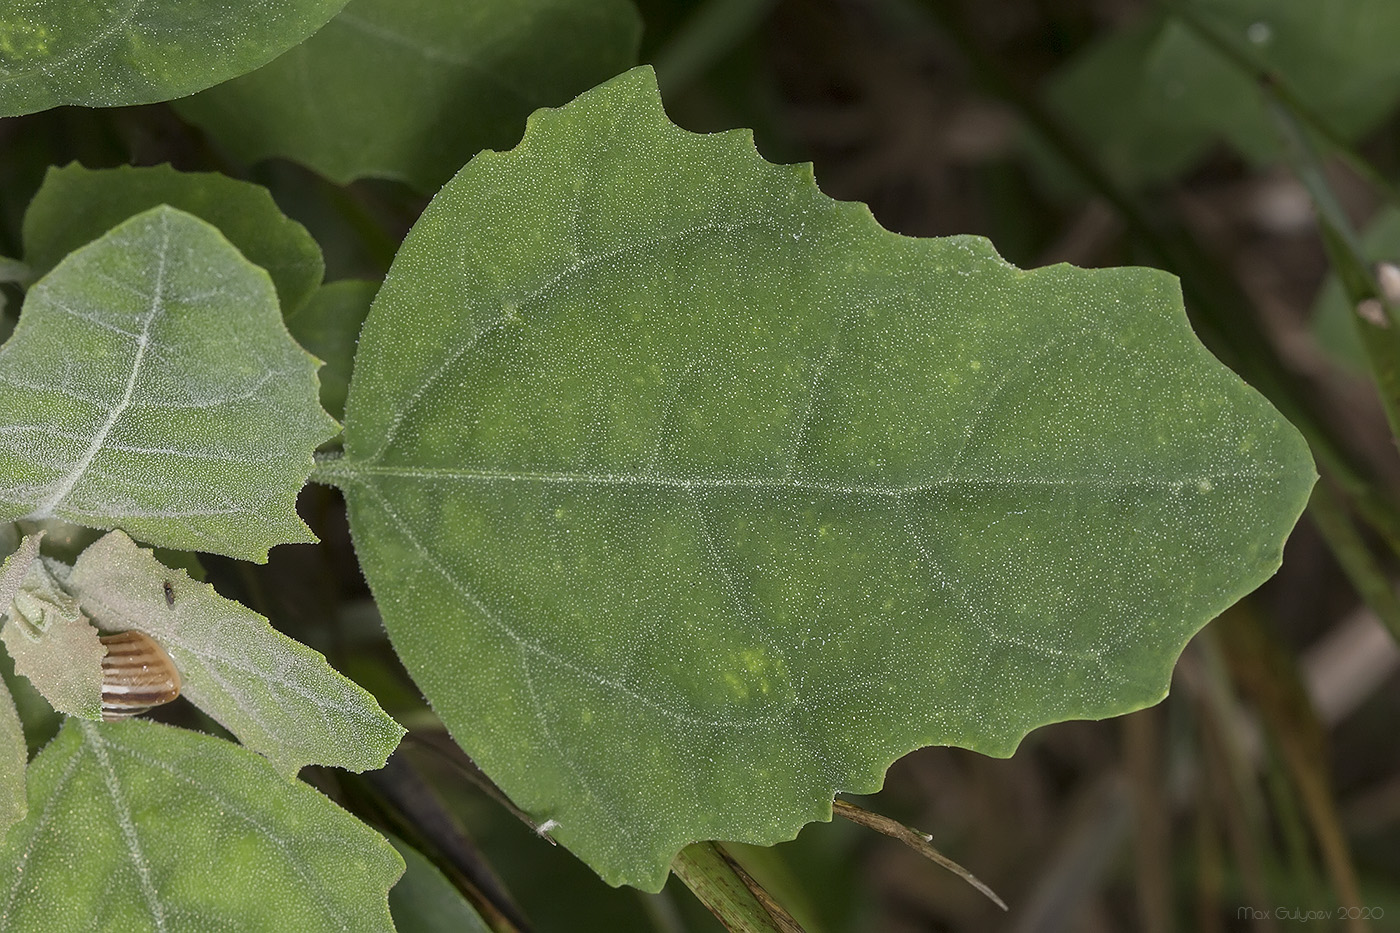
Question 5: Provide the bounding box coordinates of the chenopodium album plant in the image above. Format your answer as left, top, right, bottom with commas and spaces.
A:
0, 3, 1316, 930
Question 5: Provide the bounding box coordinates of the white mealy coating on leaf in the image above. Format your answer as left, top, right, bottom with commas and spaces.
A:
66, 530, 403, 776
0, 206, 338, 560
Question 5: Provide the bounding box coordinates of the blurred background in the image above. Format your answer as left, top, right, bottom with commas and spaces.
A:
3, 1, 1399, 930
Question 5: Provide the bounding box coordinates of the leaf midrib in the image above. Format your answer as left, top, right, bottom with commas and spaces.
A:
28, 214, 169, 519
327, 461, 1272, 496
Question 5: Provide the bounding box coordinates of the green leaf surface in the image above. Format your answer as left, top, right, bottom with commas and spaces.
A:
0, 718, 403, 932
0, 206, 339, 561
330, 66, 1316, 888
0, 0, 352, 117
1, 556, 102, 720
172, 0, 642, 192
0, 536, 32, 836
388, 837, 492, 933
287, 279, 378, 422
23, 163, 325, 315
0, 532, 41, 614
1045, 0, 1400, 187
0, 672, 23, 838
67, 531, 404, 776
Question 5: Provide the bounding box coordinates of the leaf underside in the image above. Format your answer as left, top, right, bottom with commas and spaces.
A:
0, 718, 402, 932
334, 66, 1316, 888
66, 531, 404, 776
0, 205, 338, 561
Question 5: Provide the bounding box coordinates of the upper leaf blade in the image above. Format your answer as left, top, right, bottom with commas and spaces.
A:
0, 206, 339, 560
0, 0, 351, 117
22, 163, 325, 316
333, 66, 1316, 888
172, 0, 642, 192
0, 718, 403, 932
66, 530, 404, 776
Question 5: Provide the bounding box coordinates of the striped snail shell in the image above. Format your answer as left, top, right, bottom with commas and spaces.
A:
99, 631, 181, 722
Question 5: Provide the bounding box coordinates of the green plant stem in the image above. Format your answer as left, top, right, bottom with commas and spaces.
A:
671, 842, 806, 933
912, 0, 1400, 556
1159, 0, 1400, 212
1307, 481, 1400, 644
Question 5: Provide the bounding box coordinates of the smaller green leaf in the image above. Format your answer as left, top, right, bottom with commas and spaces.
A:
287, 279, 378, 422
173, 0, 642, 191
0, 669, 24, 837
0, 205, 339, 561
67, 531, 405, 776
388, 837, 492, 933
0, 0, 353, 117
0, 531, 42, 612
22, 163, 325, 315
0, 718, 404, 933
0, 556, 102, 720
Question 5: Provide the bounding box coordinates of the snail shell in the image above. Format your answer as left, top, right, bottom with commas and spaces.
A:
99, 631, 181, 722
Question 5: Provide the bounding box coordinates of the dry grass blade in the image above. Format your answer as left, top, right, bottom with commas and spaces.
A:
832, 798, 1008, 911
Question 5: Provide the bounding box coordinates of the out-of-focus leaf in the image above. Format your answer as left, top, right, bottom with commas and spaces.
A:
388, 837, 492, 933
66, 530, 404, 776
287, 279, 377, 422
0, 259, 28, 287
0, 206, 339, 561
0, 0, 352, 117
329, 66, 1316, 888
0, 555, 102, 720
1312, 207, 1400, 371
173, 0, 641, 191
0, 718, 403, 932
1045, 0, 1400, 187
22, 163, 324, 315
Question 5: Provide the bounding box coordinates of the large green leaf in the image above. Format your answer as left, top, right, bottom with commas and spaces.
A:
22, 163, 324, 315
1045, 0, 1400, 187
67, 531, 404, 776
0, 0, 350, 117
0, 206, 339, 561
0, 718, 402, 931
172, 0, 641, 192
328, 66, 1316, 889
